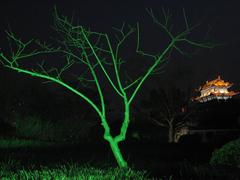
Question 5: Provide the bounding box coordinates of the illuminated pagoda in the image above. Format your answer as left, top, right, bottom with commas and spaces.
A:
195, 75, 238, 102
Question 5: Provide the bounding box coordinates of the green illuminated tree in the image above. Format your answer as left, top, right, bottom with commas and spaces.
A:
0, 8, 215, 168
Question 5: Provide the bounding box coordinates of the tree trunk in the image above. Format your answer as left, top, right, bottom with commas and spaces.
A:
108, 138, 128, 168
168, 123, 174, 143
101, 100, 130, 169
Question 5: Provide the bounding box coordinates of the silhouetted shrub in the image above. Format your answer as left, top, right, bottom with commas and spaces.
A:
15, 114, 57, 141
14, 114, 96, 142
210, 138, 240, 168
52, 117, 97, 142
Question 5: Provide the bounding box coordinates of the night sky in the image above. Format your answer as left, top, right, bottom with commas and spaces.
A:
0, 0, 240, 95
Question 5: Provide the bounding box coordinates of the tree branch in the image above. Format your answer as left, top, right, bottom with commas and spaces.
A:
0, 55, 103, 118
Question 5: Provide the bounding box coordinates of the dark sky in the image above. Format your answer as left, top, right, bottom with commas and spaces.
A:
0, 0, 240, 94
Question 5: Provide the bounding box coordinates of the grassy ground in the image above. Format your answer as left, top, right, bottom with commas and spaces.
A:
0, 138, 153, 179
0, 138, 239, 179
0, 161, 150, 180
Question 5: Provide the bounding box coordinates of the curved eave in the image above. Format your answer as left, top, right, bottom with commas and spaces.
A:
201, 83, 232, 91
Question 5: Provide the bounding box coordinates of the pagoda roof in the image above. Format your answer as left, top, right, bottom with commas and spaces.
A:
201, 75, 232, 90
194, 91, 238, 101
193, 75, 239, 102
213, 91, 238, 96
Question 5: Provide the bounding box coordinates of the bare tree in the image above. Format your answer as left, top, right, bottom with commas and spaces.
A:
0, 8, 215, 168
141, 87, 196, 143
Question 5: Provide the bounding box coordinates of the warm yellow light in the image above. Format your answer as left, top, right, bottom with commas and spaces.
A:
194, 75, 239, 102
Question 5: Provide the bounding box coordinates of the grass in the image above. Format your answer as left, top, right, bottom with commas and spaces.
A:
1, 138, 239, 179
0, 138, 152, 179
0, 160, 150, 180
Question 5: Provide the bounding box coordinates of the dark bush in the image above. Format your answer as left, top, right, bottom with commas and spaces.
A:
210, 138, 240, 168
